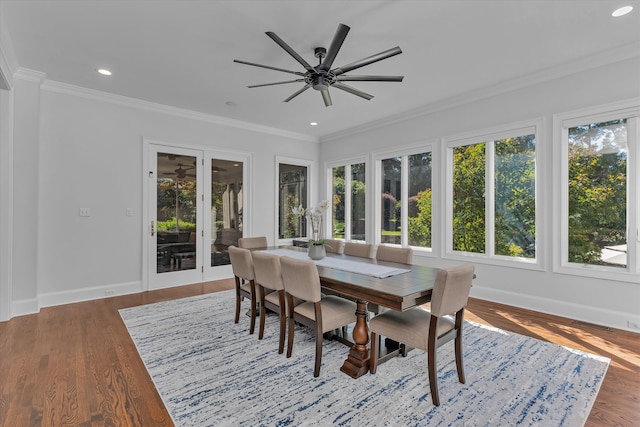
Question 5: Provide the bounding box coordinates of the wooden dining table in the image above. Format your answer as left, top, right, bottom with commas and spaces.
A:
270, 246, 440, 379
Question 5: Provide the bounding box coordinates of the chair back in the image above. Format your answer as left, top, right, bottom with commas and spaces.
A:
376, 245, 413, 264
238, 236, 268, 250
280, 256, 322, 303
430, 264, 475, 317
343, 242, 374, 258
228, 246, 255, 281
323, 239, 344, 254
252, 251, 284, 292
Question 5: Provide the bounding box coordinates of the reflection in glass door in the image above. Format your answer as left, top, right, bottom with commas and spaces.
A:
156, 153, 199, 273
210, 159, 243, 267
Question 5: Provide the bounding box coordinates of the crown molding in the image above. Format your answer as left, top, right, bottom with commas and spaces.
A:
40, 80, 318, 143
0, 8, 18, 89
320, 41, 640, 143
14, 67, 47, 84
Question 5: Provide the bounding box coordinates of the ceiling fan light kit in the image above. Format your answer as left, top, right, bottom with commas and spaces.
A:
234, 23, 404, 107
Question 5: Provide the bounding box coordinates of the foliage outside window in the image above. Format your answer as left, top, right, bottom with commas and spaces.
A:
279, 163, 308, 239
332, 163, 366, 241
568, 119, 627, 268
451, 132, 536, 259
379, 151, 433, 249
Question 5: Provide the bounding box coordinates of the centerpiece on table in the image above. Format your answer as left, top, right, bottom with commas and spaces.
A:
292, 200, 330, 260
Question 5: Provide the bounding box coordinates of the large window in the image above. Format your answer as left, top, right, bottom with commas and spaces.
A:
557, 102, 639, 280
447, 124, 538, 262
378, 149, 433, 249
331, 161, 366, 241
278, 162, 308, 240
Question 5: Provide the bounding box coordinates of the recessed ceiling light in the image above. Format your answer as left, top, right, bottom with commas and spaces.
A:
310, 122, 318, 126
612, 6, 633, 17
97, 68, 112, 76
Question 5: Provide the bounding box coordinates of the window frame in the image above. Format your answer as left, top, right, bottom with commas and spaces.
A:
444, 119, 543, 269
373, 142, 437, 254
325, 156, 368, 242
554, 100, 640, 283
275, 156, 313, 245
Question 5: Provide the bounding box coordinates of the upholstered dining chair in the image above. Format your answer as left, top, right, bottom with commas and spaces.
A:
228, 245, 258, 335
343, 242, 374, 258
369, 264, 475, 406
376, 245, 413, 264
252, 251, 288, 354
323, 239, 344, 254
280, 256, 357, 377
238, 236, 268, 250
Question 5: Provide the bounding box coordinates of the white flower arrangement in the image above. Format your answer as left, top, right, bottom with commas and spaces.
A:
292, 200, 330, 244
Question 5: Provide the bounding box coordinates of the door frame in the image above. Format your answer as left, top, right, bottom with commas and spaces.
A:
142, 138, 252, 290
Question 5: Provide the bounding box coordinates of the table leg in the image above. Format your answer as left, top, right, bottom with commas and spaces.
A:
340, 299, 370, 378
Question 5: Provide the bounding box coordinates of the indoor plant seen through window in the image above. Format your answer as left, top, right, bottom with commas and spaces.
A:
292, 200, 330, 259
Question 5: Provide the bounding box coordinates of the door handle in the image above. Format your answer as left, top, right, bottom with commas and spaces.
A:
151, 220, 155, 236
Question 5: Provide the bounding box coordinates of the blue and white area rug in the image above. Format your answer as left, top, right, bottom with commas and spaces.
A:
119, 290, 609, 427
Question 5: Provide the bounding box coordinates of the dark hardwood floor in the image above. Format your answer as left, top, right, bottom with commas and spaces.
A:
0, 279, 638, 426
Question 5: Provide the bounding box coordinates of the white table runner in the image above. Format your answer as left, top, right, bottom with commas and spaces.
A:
263, 248, 410, 278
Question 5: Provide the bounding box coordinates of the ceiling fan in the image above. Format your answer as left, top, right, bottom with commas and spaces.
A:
161, 164, 196, 179
234, 23, 404, 107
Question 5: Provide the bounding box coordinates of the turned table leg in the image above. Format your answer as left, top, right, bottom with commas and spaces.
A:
340, 299, 370, 378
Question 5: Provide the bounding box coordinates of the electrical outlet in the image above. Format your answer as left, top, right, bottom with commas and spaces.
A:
125, 208, 133, 217
627, 320, 640, 331
79, 207, 91, 217
104, 290, 115, 296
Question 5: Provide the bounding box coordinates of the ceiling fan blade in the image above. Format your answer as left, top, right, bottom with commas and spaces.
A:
321, 88, 332, 107
283, 84, 312, 102
265, 31, 315, 72
332, 46, 402, 76
233, 59, 305, 76
319, 23, 350, 71
336, 75, 404, 82
247, 79, 305, 88
332, 82, 374, 100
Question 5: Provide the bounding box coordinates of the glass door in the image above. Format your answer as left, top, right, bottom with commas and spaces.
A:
149, 146, 203, 289
204, 156, 245, 280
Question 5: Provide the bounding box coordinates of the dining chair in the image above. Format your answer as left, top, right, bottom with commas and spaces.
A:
323, 239, 344, 254
238, 236, 268, 250
375, 245, 413, 264
343, 242, 374, 258
369, 264, 475, 406
228, 245, 258, 335
280, 256, 357, 377
252, 251, 288, 354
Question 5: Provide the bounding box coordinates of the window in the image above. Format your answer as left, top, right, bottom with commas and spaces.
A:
377, 148, 433, 249
447, 123, 538, 262
278, 162, 308, 240
556, 101, 639, 281
330, 161, 366, 241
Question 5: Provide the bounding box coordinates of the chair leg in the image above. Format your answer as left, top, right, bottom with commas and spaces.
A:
249, 280, 256, 335
428, 318, 440, 406
314, 321, 323, 377
234, 277, 241, 324
455, 334, 465, 384
370, 332, 379, 374
258, 287, 266, 340
278, 291, 286, 354
286, 295, 295, 358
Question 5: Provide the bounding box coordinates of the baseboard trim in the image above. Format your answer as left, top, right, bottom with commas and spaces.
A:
11, 298, 39, 318
470, 285, 640, 333
37, 281, 143, 310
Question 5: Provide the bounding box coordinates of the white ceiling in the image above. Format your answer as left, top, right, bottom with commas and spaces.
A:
2, 0, 639, 141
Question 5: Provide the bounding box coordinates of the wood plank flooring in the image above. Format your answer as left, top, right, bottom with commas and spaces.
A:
0, 279, 638, 426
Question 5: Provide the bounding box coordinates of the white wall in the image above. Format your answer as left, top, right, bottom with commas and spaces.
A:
7, 82, 319, 314
320, 57, 640, 332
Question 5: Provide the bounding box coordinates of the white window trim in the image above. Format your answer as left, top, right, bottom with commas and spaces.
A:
275, 156, 313, 245
443, 119, 544, 270
553, 99, 640, 283
325, 156, 368, 242
373, 142, 436, 255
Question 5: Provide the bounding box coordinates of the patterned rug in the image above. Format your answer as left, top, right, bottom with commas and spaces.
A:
119, 290, 609, 427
